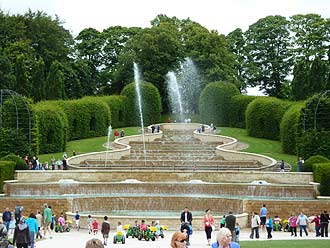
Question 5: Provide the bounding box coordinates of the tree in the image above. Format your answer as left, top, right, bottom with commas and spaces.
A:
291, 60, 309, 100
245, 15, 292, 97
14, 55, 30, 97
31, 57, 46, 102
0, 52, 15, 89
46, 61, 65, 100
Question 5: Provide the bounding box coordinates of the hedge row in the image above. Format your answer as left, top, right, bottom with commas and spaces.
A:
121, 82, 162, 126
228, 95, 257, 128
98, 95, 128, 128
199, 82, 240, 126
246, 97, 292, 140
313, 162, 330, 196
0, 161, 15, 193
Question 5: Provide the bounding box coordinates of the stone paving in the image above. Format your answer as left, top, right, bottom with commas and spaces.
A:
17, 228, 328, 248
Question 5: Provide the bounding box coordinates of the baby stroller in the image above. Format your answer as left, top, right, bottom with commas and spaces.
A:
180, 222, 191, 245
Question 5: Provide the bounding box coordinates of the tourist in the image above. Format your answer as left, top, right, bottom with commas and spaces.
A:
62, 157, 67, 170
114, 130, 119, 139
101, 216, 110, 246
25, 213, 38, 248
259, 204, 267, 230
13, 217, 30, 248
297, 157, 304, 172
180, 207, 192, 246
43, 204, 52, 238
51, 157, 55, 170
85, 238, 104, 248
87, 215, 93, 234
311, 214, 321, 237
280, 160, 285, 172
220, 215, 225, 228
225, 211, 236, 241
2, 208, 12, 231
157, 125, 160, 132
14, 206, 23, 226
211, 227, 240, 248
234, 222, 240, 243
296, 211, 309, 237
74, 210, 80, 231
170, 231, 187, 248
120, 129, 125, 137
288, 213, 297, 237
265, 215, 273, 239
151, 124, 155, 133
320, 210, 330, 237
8, 215, 15, 234
154, 220, 161, 239
249, 212, 260, 239
0, 219, 8, 240
92, 219, 98, 235
203, 209, 215, 246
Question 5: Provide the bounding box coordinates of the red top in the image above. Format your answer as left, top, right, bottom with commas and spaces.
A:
93, 221, 99, 229
203, 214, 215, 228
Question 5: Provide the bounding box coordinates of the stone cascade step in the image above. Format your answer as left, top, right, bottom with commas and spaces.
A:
129, 149, 217, 155
120, 154, 224, 161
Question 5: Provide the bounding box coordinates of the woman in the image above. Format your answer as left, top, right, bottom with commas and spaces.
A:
13, 217, 30, 248
170, 231, 187, 248
203, 209, 215, 246
212, 227, 240, 248
85, 238, 104, 248
25, 213, 38, 248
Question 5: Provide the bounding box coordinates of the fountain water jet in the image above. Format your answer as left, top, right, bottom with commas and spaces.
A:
166, 71, 184, 122
104, 125, 112, 167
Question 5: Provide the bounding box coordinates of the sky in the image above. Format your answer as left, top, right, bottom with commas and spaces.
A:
1, 0, 329, 96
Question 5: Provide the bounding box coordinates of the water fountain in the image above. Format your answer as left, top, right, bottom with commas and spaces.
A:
166, 71, 184, 122
104, 125, 112, 167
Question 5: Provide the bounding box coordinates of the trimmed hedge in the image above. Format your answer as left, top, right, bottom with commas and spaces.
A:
228, 95, 257, 128
98, 95, 127, 128
57, 97, 111, 140
280, 102, 305, 154
0, 154, 29, 170
0, 160, 15, 193
33, 102, 68, 154
313, 163, 330, 196
199, 82, 240, 126
121, 82, 162, 126
303, 155, 330, 172
246, 97, 292, 140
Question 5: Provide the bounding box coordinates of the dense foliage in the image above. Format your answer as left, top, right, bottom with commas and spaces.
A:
246, 97, 292, 140
199, 82, 240, 126
228, 95, 257, 128
121, 82, 162, 126
303, 155, 330, 173
280, 102, 305, 154
0, 154, 28, 170
0, 161, 15, 192
319, 164, 330, 196
313, 162, 330, 187
98, 95, 127, 128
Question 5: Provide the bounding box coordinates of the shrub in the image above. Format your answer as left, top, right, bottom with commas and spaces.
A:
98, 95, 128, 128
33, 102, 68, 153
0, 128, 31, 157
0, 161, 15, 192
319, 165, 330, 196
199, 82, 240, 126
303, 155, 330, 172
228, 95, 257, 128
280, 102, 305, 154
0, 154, 29, 170
313, 162, 330, 189
246, 97, 292, 140
57, 97, 111, 140
121, 82, 162, 126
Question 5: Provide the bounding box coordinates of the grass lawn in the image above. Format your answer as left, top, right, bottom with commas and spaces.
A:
218, 127, 297, 170
38, 127, 141, 164
240, 239, 330, 248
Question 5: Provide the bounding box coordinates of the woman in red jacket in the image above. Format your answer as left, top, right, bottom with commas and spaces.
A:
203, 209, 215, 246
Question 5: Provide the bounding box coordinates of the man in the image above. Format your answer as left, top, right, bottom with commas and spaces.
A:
14, 206, 23, 226
259, 204, 267, 230
2, 208, 11, 232
320, 210, 330, 237
180, 207, 192, 246
250, 212, 261, 239
101, 216, 110, 246
225, 211, 236, 242
43, 204, 52, 238
297, 157, 304, 172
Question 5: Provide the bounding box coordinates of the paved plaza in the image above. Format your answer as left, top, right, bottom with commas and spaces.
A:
10, 228, 327, 248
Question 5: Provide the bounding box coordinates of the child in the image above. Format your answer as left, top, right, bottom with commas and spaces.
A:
58, 214, 66, 227
87, 215, 93, 234
266, 216, 273, 239
92, 219, 99, 235
220, 215, 226, 228
140, 219, 147, 231
117, 221, 123, 232
101, 216, 110, 246
154, 220, 161, 239
75, 211, 80, 231
9, 216, 15, 234
234, 222, 240, 243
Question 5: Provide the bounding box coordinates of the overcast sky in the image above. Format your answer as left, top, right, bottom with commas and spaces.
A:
1, 0, 330, 36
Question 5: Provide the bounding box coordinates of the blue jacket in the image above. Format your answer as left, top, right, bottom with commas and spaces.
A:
26, 218, 38, 233
211, 242, 240, 248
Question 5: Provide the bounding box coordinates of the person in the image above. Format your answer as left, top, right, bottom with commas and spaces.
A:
234, 222, 240, 243
62, 158, 68, 170
25, 213, 38, 248
203, 209, 215, 246
273, 215, 282, 231
114, 130, 119, 139
265, 216, 273, 239
259, 204, 267, 230
8, 216, 15, 234
120, 130, 125, 137
85, 238, 104, 248
220, 215, 226, 228
288, 213, 297, 237
14, 206, 23, 226
320, 210, 330, 237
311, 214, 321, 237
170, 231, 187, 248
296, 212, 309, 237
2, 208, 11, 232
87, 215, 93, 234
151, 125, 155, 133
51, 157, 55, 170
0, 220, 8, 241
72, 150, 76, 156
56, 159, 63, 170
43, 204, 52, 238
249, 212, 260, 239
74, 210, 80, 231
13, 217, 30, 248
180, 207, 192, 246
297, 157, 304, 172
211, 227, 240, 248
157, 125, 160, 133
63, 151, 67, 159
280, 160, 285, 172
154, 220, 161, 239
225, 211, 236, 241
101, 216, 110, 246
58, 214, 66, 227
92, 219, 99, 235
168, 116, 172, 123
